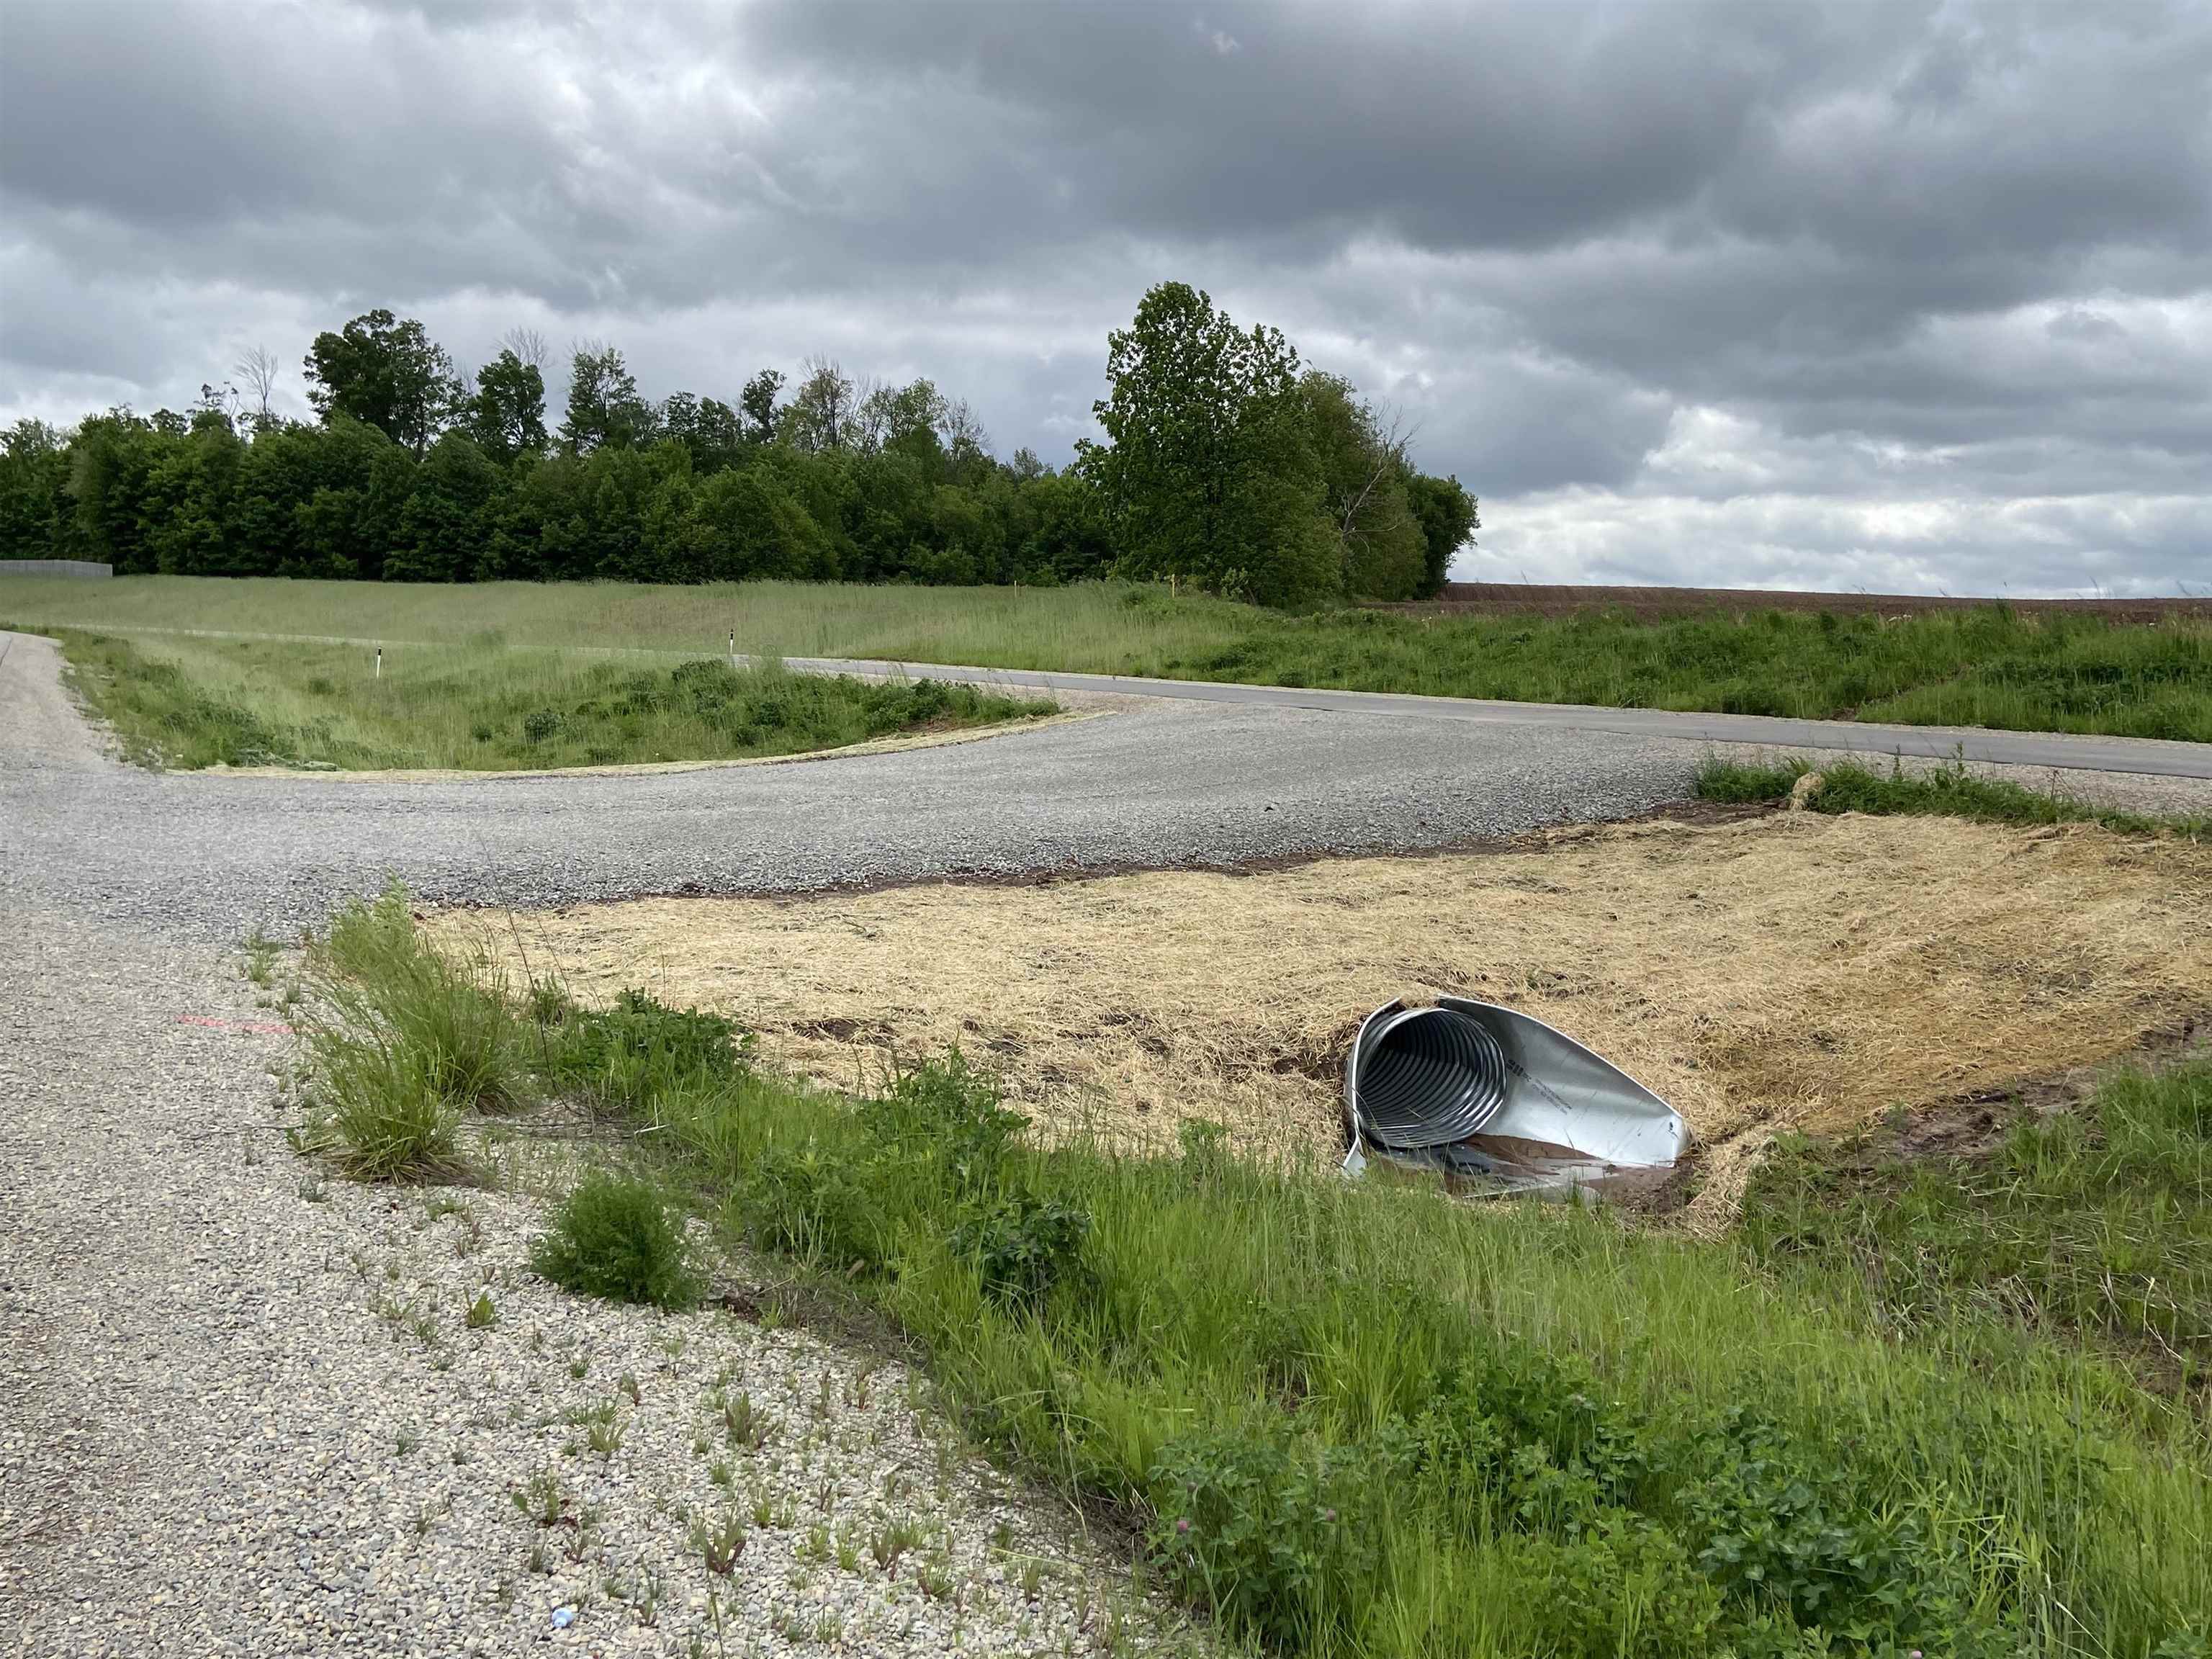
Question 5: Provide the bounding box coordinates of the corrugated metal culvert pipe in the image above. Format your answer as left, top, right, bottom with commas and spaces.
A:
1342, 997, 1685, 1192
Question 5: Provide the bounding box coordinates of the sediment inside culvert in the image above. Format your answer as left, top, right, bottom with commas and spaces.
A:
436, 811, 2212, 1164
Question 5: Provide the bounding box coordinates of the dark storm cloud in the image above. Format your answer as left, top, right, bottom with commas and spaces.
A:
2, 0, 2206, 593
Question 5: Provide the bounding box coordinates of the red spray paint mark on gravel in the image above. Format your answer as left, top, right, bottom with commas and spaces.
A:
176, 1014, 295, 1035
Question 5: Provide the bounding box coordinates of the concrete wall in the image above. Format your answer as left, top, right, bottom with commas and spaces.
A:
0, 560, 112, 579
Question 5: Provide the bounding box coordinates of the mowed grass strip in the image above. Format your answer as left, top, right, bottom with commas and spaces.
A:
300, 887, 2212, 1659
37, 626, 1055, 770
7, 572, 2210, 739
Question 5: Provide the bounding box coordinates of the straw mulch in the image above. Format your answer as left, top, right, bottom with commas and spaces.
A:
444, 812, 2212, 1164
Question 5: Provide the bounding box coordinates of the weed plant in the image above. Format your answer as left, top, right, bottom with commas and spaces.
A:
8, 573, 2209, 742
297, 891, 2212, 1658
294, 884, 518, 1176
1696, 754, 2211, 839
531, 1171, 701, 1308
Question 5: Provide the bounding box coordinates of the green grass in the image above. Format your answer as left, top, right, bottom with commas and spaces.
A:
30, 625, 1055, 770
1740, 1061, 2212, 1396
294, 885, 520, 1177
297, 889, 2212, 1658
1696, 754, 2211, 839
7, 572, 2210, 739
531, 1170, 701, 1309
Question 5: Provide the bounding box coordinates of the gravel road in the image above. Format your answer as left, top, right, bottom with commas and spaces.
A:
2, 629, 1707, 943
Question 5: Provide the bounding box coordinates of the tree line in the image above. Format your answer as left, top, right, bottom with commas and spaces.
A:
0, 283, 1475, 606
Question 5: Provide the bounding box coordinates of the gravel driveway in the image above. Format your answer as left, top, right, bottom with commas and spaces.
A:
1, 629, 1714, 943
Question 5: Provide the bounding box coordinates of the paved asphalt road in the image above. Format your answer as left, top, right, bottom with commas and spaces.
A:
785, 655, 2212, 778
5, 629, 2207, 943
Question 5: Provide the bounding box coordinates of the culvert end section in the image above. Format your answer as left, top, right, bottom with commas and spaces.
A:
1349, 1004, 1510, 1148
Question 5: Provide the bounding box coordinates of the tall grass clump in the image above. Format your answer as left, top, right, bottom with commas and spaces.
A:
1742, 1058, 2212, 1393
295, 884, 518, 1177
531, 1171, 701, 1308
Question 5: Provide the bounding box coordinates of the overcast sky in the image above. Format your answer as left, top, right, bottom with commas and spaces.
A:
4, 0, 2208, 595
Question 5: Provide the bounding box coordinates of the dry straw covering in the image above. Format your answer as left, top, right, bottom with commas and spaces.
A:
447, 812, 2212, 1165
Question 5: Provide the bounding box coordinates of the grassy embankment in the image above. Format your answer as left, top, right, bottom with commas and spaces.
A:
292, 886, 2212, 1659
5, 573, 2209, 740
27, 628, 1055, 770
1696, 755, 2211, 840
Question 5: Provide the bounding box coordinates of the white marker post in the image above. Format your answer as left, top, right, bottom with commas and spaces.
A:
375, 646, 382, 680
729, 629, 736, 670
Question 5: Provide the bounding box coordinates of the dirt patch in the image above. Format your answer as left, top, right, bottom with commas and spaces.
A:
437, 813, 2212, 1163
1377, 583, 2212, 624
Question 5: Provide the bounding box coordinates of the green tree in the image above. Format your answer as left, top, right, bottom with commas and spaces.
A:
0, 419, 72, 559
465, 349, 548, 463
1081, 282, 1331, 607
64, 410, 162, 572
740, 369, 785, 444
140, 410, 247, 574
778, 356, 855, 453
302, 310, 463, 459
660, 392, 747, 474
1403, 472, 1479, 597
1301, 372, 1428, 600
560, 343, 657, 454
390, 432, 505, 580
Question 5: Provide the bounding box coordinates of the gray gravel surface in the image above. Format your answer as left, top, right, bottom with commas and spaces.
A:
0, 908, 1203, 1657
3, 629, 1702, 943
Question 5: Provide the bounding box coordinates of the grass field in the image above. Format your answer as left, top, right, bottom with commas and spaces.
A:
6, 574, 2210, 740
37, 628, 1055, 770
299, 889, 2212, 1659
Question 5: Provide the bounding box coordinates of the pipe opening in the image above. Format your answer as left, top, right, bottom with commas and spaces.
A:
1354, 1006, 1510, 1149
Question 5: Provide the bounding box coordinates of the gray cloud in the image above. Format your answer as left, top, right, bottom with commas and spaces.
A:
2, 0, 2206, 594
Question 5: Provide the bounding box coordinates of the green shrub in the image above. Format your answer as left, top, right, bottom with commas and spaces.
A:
948, 1193, 1093, 1308
737, 1138, 892, 1274
541, 986, 747, 1115
858, 1048, 1025, 1199
530, 1172, 699, 1307
1148, 1431, 1383, 1651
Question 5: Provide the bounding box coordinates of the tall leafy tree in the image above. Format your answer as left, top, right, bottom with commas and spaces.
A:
1081, 282, 1331, 606
740, 369, 785, 444
302, 309, 463, 459
1301, 372, 1428, 601
466, 349, 548, 463
1403, 472, 1479, 596
778, 356, 855, 453
559, 343, 656, 454
660, 392, 747, 473
0, 419, 71, 559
